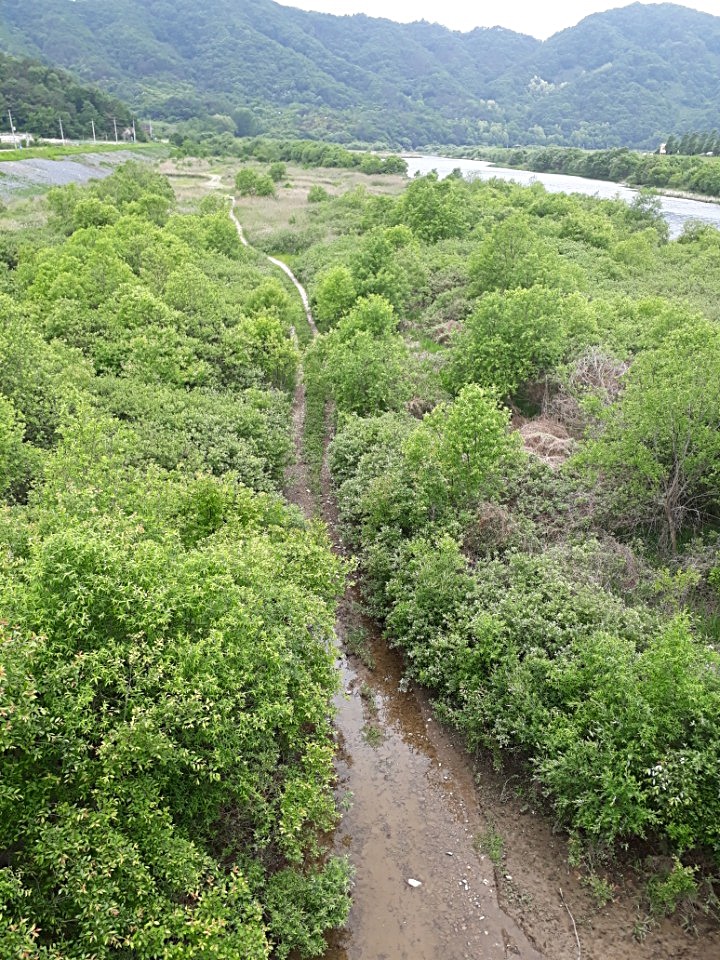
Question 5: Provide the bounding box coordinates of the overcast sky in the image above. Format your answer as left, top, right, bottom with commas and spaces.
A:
273, 0, 720, 39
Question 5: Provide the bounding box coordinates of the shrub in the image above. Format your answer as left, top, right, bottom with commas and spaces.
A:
308, 185, 330, 203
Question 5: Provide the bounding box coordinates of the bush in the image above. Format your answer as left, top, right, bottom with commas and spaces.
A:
268, 162, 287, 182
234, 167, 276, 196
308, 185, 330, 203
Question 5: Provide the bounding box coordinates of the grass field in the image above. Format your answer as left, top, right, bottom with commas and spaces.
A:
0, 142, 164, 163
159, 156, 407, 245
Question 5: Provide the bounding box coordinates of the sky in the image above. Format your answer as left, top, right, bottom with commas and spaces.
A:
273, 0, 720, 39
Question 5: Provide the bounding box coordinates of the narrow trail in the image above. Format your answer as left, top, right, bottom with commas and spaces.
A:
228, 201, 317, 335
227, 197, 542, 960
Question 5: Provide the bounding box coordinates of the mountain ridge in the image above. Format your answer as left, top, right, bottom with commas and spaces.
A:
1, 1, 718, 148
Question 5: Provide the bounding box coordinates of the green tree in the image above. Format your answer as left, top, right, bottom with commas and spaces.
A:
235, 168, 261, 195
319, 328, 412, 416
469, 213, 574, 293
577, 320, 720, 552
269, 162, 287, 182
405, 384, 522, 512
313, 266, 357, 331
445, 286, 592, 399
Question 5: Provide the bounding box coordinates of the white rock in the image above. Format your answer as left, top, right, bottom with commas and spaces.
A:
407, 878, 422, 888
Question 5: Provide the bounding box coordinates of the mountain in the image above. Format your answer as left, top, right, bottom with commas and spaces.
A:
1, 0, 719, 148
494, 3, 720, 148
0, 52, 137, 141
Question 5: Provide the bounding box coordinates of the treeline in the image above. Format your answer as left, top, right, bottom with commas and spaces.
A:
0, 52, 138, 142
0, 165, 350, 957
470, 145, 720, 198
664, 131, 720, 155
286, 172, 720, 912
173, 133, 407, 174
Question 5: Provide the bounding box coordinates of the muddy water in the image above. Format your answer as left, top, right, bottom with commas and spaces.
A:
325, 595, 541, 960
282, 369, 540, 954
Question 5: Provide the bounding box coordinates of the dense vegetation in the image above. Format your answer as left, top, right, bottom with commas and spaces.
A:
664, 131, 720, 156
175, 134, 408, 177
467, 145, 720, 198
0, 165, 350, 957
0, 51, 136, 141
4, 0, 720, 148
275, 169, 720, 910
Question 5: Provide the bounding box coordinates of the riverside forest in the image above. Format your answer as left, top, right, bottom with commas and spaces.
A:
2, 2, 720, 959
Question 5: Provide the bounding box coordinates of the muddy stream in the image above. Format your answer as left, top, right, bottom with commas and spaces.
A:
225, 196, 720, 960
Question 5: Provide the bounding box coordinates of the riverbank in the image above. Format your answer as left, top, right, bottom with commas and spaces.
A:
403, 154, 720, 238
427, 145, 720, 205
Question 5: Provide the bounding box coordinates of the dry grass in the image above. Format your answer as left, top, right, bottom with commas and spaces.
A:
160, 157, 406, 243
0, 193, 49, 232
518, 417, 575, 468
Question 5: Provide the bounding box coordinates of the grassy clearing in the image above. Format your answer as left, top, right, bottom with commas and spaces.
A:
0, 142, 163, 162
161, 156, 405, 244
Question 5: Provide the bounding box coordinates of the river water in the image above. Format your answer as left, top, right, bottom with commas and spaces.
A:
404, 155, 720, 239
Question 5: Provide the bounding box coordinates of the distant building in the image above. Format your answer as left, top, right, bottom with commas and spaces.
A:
658, 142, 667, 155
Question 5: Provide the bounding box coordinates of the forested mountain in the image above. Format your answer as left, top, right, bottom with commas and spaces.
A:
497, 3, 720, 149
0, 52, 136, 141
1, 0, 719, 147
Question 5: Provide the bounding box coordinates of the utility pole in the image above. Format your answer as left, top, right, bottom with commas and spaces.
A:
113, 117, 118, 143
131, 119, 137, 143
7, 109, 19, 148
91, 119, 96, 143
58, 116, 65, 145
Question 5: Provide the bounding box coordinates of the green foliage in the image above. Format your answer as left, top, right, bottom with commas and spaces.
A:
349, 225, 423, 313
577, 320, 720, 551
404, 385, 522, 513
474, 825, 504, 866
647, 859, 699, 917
268, 161, 286, 182
396, 175, 470, 242
0, 50, 137, 141
445, 286, 593, 399
468, 214, 576, 294
219, 312, 299, 392
313, 265, 357, 331
0, 164, 350, 958
489, 143, 720, 199
313, 295, 413, 417
234, 168, 276, 198
0, 394, 38, 499
308, 185, 330, 203
318, 329, 412, 417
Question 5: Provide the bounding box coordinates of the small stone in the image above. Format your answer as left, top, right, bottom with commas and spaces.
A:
407, 878, 422, 888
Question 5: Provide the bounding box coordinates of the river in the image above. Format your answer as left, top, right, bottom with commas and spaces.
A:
404, 155, 720, 239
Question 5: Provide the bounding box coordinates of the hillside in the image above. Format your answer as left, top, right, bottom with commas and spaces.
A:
1, 0, 719, 147
495, 3, 720, 148
0, 52, 137, 141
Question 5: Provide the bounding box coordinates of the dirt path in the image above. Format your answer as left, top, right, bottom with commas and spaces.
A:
228, 201, 317, 334
227, 198, 541, 958
226, 198, 719, 960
